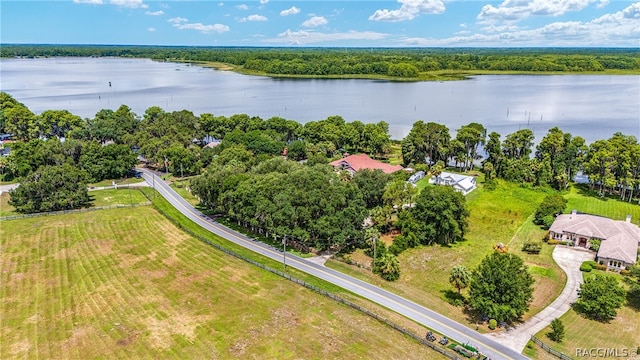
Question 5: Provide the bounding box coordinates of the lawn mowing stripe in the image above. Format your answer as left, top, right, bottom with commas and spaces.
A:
73, 217, 115, 356
99, 216, 160, 359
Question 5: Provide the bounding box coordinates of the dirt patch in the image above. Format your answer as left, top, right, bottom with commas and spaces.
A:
9, 339, 30, 357
380, 230, 400, 246
144, 311, 212, 349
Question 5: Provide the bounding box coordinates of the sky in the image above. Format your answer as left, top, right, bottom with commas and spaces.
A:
1, 0, 639, 47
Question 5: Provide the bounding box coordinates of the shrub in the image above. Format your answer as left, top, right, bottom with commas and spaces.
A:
522, 241, 542, 254
548, 239, 560, 245
620, 269, 631, 276
589, 239, 601, 252
560, 241, 568, 246
595, 264, 607, 271
548, 318, 565, 343
488, 319, 497, 330
585, 260, 598, 268
580, 262, 593, 272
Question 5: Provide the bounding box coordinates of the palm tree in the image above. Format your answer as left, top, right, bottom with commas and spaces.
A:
449, 265, 471, 294
374, 253, 400, 281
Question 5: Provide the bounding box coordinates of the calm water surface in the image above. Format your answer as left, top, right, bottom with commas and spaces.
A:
1, 57, 638, 142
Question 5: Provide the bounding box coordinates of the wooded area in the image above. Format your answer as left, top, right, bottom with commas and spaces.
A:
2, 89, 639, 279
2, 45, 639, 80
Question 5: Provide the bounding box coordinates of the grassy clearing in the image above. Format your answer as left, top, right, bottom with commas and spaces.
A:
533, 305, 640, 359
327, 180, 554, 330
89, 188, 149, 207
0, 192, 16, 216
565, 185, 640, 225
88, 177, 145, 188
0, 206, 441, 359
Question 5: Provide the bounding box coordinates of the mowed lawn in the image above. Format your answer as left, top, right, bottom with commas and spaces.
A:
0, 206, 436, 359
533, 281, 640, 359
327, 180, 559, 329
565, 185, 640, 225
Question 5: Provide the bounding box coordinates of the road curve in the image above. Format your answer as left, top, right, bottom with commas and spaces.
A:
141, 169, 527, 360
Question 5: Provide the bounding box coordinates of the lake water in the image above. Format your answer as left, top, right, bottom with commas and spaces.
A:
1, 57, 638, 142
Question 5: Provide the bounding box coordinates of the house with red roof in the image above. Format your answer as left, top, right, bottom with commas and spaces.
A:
329, 153, 403, 175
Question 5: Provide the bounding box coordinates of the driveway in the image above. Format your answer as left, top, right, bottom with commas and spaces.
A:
487, 245, 594, 351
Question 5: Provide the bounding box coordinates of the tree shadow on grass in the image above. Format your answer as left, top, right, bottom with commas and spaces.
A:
626, 290, 640, 311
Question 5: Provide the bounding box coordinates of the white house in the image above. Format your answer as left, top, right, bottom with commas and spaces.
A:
429, 172, 477, 195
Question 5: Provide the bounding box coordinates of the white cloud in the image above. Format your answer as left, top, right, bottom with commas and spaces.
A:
110, 0, 147, 9
280, 6, 300, 16
236, 4, 248, 10
260, 0, 269, 4
239, 14, 268, 22
168, 17, 188, 24
145, 10, 164, 16
267, 29, 388, 45
478, 0, 601, 23
168, 17, 230, 33
405, 2, 640, 46
302, 16, 328, 28
218, 2, 224, 6
369, 0, 445, 22
73, 0, 103, 4
148, 27, 156, 32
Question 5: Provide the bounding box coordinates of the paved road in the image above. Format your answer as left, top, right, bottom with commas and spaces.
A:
488, 246, 594, 351
140, 169, 528, 360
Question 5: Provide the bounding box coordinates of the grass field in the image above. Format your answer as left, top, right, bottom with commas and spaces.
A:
0, 192, 15, 216
565, 185, 640, 225
88, 177, 145, 188
1, 206, 441, 359
89, 188, 149, 207
327, 180, 559, 331
532, 300, 640, 359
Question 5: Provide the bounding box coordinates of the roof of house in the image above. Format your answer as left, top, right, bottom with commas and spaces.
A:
455, 177, 476, 192
329, 154, 403, 174
550, 213, 640, 264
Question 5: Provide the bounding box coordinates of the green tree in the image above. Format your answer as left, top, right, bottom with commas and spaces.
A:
409, 185, 469, 245
352, 169, 391, 209
8, 164, 90, 213
548, 318, 565, 343
373, 252, 401, 281
37, 109, 84, 139
449, 265, 471, 294
455, 122, 486, 172
469, 252, 535, 322
533, 194, 567, 228
575, 274, 626, 322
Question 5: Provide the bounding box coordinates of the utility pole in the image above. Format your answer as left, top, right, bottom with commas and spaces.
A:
373, 235, 377, 265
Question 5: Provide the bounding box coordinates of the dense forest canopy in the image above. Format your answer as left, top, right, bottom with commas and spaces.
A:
2, 45, 639, 80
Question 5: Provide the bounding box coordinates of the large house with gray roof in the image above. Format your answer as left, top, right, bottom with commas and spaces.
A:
549, 211, 640, 270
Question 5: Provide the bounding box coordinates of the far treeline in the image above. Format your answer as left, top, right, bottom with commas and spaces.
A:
2, 91, 639, 252
1, 45, 639, 80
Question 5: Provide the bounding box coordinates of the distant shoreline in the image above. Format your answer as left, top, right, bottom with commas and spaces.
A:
3, 44, 639, 82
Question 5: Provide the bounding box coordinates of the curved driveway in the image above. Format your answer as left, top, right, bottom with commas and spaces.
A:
141, 169, 528, 360
488, 246, 594, 351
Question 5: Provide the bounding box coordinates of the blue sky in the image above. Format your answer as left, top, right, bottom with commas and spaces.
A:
2, 0, 639, 47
